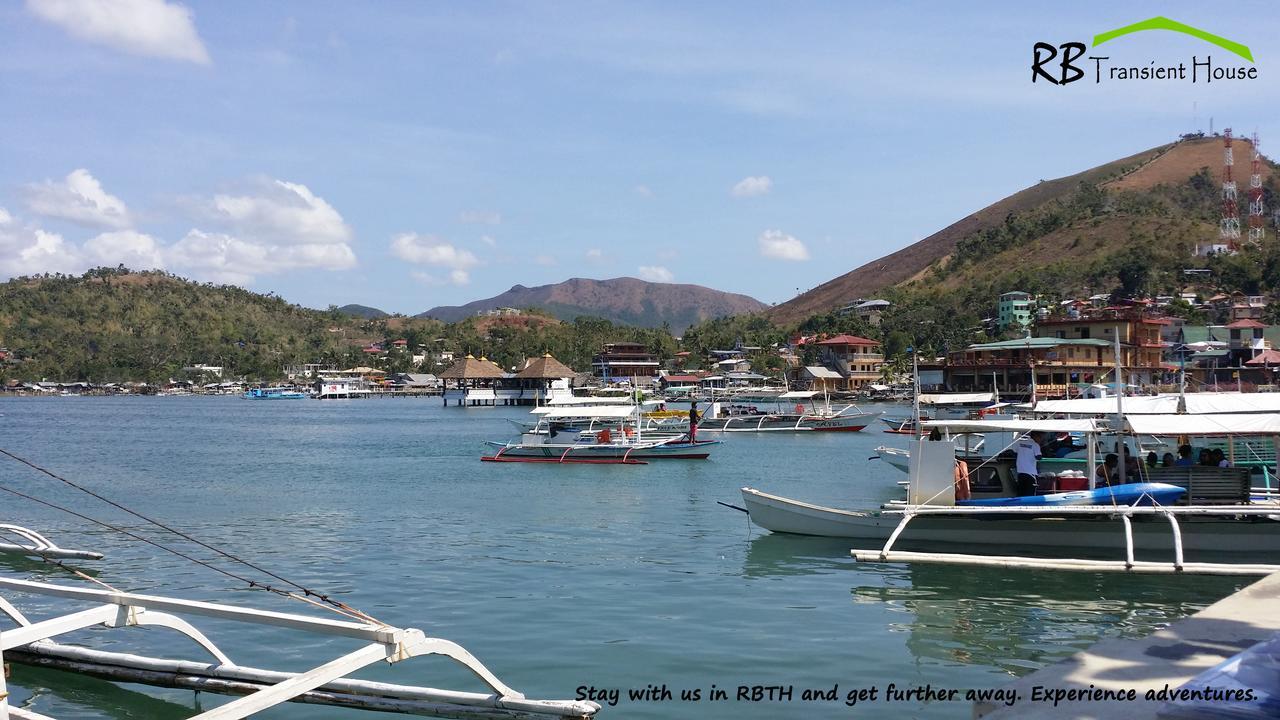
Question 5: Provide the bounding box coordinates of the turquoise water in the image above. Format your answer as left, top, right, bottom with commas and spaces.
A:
0, 397, 1249, 719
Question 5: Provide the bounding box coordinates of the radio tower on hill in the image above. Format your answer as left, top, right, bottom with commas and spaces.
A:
1220, 128, 1241, 251
1248, 132, 1265, 245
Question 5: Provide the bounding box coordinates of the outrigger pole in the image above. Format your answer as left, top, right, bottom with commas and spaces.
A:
0, 576, 599, 720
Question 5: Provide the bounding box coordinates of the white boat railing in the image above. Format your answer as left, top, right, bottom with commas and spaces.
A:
0, 576, 599, 720
852, 504, 1280, 576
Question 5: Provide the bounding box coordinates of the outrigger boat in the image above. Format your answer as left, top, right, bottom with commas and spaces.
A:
483, 405, 717, 464
0, 492, 598, 720
695, 391, 882, 432
739, 414, 1280, 575
242, 386, 307, 399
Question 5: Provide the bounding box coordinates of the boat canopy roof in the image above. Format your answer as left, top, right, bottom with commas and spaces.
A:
924, 418, 1102, 434
918, 392, 996, 405
546, 396, 633, 405
1027, 392, 1280, 415
778, 391, 819, 399
1124, 413, 1280, 436
532, 405, 637, 419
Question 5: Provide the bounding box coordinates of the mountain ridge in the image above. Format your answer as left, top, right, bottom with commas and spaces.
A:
418, 276, 767, 332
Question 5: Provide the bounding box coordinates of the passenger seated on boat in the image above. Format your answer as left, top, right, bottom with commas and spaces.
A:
597, 428, 612, 444
1161, 452, 1176, 467
1198, 449, 1214, 467
1095, 453, 1120, 487
1122, 447, 1141, 481
1175, 444, 1195, 466
1212, 448, 1230, 468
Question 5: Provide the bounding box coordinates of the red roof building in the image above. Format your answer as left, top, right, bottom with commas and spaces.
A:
816, 334, 879, 346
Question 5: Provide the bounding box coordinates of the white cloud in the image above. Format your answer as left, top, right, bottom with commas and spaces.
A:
0, 208, 12, 226
84, 230, 164, 270
533, 254, 556, 266
391, 233, 478, 267
409, 269, 470, 287
25, 169, 132, 229
459, 210, 502, 225
167, 228, 355, 284
637, 265, 674, 283
210, 179, 351, 245
0, 222, 83, 278
634, 184, 654, 197
732, 175, 773, 197
758, 229, 809, 261
27, 0, 210, 64
585, 248, 604, 261
479, 234, 497, 247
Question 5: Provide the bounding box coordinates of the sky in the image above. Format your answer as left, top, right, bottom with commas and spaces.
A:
2, 1, 1280, 313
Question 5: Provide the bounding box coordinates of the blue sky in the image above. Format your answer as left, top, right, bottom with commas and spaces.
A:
2, 1, 1278, 313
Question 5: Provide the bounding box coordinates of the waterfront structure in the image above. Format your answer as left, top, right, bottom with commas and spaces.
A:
512, 353, 578, 403
793, 365, 844, 393
815, 334, 883, 391
941, 311, 1168, 398
591, 342, 660, 384
997, 291, 1033, 330
439, 355, 505, 406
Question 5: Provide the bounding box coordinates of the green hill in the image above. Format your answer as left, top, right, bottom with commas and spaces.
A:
0, 268, 678, 382
337, 304, 390, 319
748, 135, 1280, 353
0, 269, 360, 382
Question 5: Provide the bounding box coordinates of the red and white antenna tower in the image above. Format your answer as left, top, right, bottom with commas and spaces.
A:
1248, 132, 1265, 244
1221, 128, 1241, 249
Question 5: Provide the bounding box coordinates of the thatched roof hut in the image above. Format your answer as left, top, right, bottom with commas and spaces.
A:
438, 354, 505, 380
514, 353, 576, 379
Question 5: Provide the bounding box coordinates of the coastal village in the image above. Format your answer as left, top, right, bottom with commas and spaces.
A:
8, 286, 1280, 401
7, 4, 1280, 715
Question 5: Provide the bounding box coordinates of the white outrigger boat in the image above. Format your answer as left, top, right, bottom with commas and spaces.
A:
0, 512, 598, 720
740, 414, 1280, 575
695, 391, 882, 432
483, 405, 717, 464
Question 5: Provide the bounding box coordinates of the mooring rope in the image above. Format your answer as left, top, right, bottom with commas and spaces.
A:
0, 449, 383, 625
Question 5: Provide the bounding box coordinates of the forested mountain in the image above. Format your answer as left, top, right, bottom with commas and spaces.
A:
420, 277, 766, 332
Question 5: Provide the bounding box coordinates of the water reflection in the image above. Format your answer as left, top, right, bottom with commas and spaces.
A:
744, 532, 1247, 676
856, 562, 1247, 674
12, 665, 196, 720
741, 532, 861, 578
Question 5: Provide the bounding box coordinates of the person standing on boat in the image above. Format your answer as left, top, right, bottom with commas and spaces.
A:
688, 401, 701, 443
1014, 431, 1042, 496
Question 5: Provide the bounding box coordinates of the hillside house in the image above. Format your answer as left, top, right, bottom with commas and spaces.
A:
814, 334, 884, 391
997, 291, 1034, 330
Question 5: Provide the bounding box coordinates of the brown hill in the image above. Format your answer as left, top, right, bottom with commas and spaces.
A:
419, 277, 766, 333
766, 136, 1253, 325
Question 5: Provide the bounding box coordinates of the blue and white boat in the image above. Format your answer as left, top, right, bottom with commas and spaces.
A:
243, 387, 308, 400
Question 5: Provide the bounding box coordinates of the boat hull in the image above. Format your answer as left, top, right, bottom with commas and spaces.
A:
485, 440, 716, 460
739, 487, 1280, 554
700, 411, 881, 433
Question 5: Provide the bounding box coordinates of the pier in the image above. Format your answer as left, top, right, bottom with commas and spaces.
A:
973, 570, 1280, 719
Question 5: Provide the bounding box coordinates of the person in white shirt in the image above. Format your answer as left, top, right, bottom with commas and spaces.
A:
1014, 432, 1042, 496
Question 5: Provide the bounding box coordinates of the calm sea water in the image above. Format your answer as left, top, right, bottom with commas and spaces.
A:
0, 397, 1249, 719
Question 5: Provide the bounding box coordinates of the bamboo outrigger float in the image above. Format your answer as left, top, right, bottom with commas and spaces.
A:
0, 524, 102, 561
